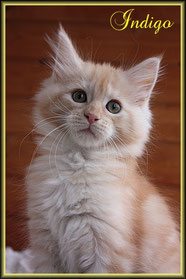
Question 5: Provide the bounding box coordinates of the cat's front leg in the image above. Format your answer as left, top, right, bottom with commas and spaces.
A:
77, 255, 134, 274
28, 224, 60, 273
61, 244, 133, 273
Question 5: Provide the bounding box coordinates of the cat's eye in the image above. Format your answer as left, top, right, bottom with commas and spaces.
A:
106, 100, 121, 114
72, 90, 87, 103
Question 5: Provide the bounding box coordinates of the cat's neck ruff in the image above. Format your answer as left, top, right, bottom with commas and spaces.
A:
36, 131, 139, 178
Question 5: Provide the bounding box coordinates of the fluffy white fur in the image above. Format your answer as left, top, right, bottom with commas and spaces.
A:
24, 26, 180, 274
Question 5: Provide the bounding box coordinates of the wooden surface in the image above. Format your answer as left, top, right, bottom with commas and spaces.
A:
6, 5, 181, 251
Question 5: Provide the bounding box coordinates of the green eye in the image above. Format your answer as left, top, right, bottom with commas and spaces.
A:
72, 90, 87, 103
106, 100, 121, 114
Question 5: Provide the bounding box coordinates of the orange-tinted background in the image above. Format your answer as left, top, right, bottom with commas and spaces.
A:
6, 5, 180, 250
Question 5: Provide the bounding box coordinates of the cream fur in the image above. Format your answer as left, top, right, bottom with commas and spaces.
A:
26, 26, 180, 273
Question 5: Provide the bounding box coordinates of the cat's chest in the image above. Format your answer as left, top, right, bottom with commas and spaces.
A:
41, 150, 127, 226
50, 151, 115, 210
53, 150, 116, 189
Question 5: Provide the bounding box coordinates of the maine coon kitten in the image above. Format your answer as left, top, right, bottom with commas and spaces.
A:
26, 25, 180, 273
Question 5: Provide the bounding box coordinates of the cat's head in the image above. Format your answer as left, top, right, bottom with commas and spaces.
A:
34, 25, 161, 158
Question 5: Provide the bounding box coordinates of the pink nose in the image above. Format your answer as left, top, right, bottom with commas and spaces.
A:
84, 112, 100, 124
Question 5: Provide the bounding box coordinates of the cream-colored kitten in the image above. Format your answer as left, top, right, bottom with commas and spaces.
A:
26, 26, 180, 273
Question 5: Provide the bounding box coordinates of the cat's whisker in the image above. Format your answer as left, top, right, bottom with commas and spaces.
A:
114, 133, 144, 176
104, 141, 111, 162
50, 108, 68, 116
106, 138, 122, 173
19, 116, 67, 159
108, 137, 123, 158
48, 129, 65, 177
56, 96, 71, 113
47, 93, 70, 115
114, 133, 127, 146
25, 123, 68, 180
54, 128, 71, 178
107, 139, 123, 174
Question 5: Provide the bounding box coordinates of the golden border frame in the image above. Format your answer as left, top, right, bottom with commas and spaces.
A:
1, 1, 184, 277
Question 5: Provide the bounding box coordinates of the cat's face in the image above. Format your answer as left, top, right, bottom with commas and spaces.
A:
48, 63, 134, 149
34, 26, 160, 157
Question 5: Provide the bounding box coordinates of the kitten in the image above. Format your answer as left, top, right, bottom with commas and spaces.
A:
26, 25, 180, 273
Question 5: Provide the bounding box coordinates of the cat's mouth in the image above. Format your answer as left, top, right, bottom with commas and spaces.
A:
80, 127, 96, 137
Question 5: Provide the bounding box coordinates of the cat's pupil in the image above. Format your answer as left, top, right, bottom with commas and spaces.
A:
72, 90, 87, 103
106, 100, 121, 114
78, 93, 83, 99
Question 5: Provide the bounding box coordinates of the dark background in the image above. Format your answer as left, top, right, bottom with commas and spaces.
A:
6, 5, 180, 250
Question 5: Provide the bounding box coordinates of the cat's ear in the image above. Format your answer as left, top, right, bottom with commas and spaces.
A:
47, 25, 83, 80
127, 57, 161, 106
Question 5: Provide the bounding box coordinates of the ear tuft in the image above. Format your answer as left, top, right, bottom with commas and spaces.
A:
46, 24, 82, 80
127, 57, 161, 105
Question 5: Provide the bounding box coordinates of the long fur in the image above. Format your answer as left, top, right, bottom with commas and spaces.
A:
26, 26, 180, 273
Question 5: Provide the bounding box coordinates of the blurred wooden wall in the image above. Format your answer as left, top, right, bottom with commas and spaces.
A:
6, 5, 180, 250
